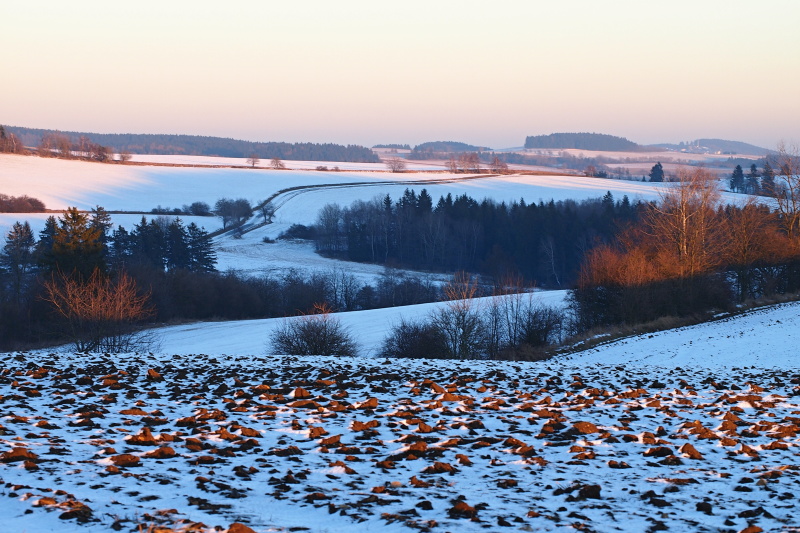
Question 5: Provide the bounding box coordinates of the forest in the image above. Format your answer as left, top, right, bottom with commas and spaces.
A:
312, 189, 638, 287
409, 141, 490, 156
3, 125, 380, 163
523, 132, 643, 151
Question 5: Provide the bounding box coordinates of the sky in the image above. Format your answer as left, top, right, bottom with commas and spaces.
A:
2, 0, 798, 150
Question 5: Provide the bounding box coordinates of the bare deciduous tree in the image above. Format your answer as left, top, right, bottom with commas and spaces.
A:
43, 269, 156, 352
385, 157, 406, 173
642, 167, 724, 278
772, 142, 800, 240
431, 272, 487, 359
246, 153, 260, 168
271, 157, 286, 170
491, 156, 509, 174
446, 155, 458, 173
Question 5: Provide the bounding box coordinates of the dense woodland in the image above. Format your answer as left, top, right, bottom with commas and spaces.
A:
409, 141, 490, 157
3, 125, 380, 163
524, 132, 643, 151
373, 144, 411, 150
312, 189, 639, 288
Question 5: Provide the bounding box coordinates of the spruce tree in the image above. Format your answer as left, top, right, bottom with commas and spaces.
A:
1, 221, 36, 301
47, 207, 105, 278
730, 164, 745, 193
649, 162, 664, 182
746, 164, 760, 194
761, 162, 776, 196
165, 219, 191, 271
187, 222, 216, 272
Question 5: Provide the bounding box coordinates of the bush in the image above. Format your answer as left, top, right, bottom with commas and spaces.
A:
269, 304, 357, 356
379, 318, 450, 359
278, 224, 316, 240
42, 269, 157, 352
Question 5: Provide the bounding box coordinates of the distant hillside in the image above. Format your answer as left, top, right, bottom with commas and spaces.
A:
412, 141, 490, 153
4, 125, 380, 163
373, 144, 410, 150
651, 138, 772, 156
524, 132, 642, 152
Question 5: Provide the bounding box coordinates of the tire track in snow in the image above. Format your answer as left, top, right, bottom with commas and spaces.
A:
222, 173, 500, 237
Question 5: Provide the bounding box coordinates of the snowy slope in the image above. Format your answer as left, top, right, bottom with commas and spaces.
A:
147, 291, 570, 357
562, 301, 800, 368
2, 347, 799, 533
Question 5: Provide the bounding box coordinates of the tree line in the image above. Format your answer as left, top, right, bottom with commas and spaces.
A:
312, 189, 640, 288
0, 194, 46, 212
570, 155, 800, 333
524, 132, 642, 151
0, 206, 447, 350
3, 126, 380, 163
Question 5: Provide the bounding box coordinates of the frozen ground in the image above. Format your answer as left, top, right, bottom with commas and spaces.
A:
3, 154, 798, 532
564, 301, 800, 368
144, 291, 570, 357
2, 345, 799, 533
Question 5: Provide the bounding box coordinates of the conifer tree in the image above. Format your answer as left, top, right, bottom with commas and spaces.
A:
730, 164, 745, 193
649, 162, 664, 182
187, 222, 217, 272
45, 208, 105, 278
1, 221, 36, 301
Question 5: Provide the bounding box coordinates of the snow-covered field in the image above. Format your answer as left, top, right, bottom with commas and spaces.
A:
3, 330, 799, 532
145, 291, 570, 357
566, 301, 800, 368
128, 154, 444, 172
2, 152, 709, 280
3, 153, 799, 533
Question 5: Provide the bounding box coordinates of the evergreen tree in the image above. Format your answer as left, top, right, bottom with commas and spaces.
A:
90, 206, 113, 245
46, 207, 105, 278
132, 218, 167, 270
165, 219, 191, 271
417, 189, 433, 214
746, 164, 760, 194
730, 164, 745, 193
187, 222, 217, 272
109, 226, 133, 267
761, 162, 776, 196
1, 221, 36, 301
35, 216, 57, 264
649, 162, 664, 182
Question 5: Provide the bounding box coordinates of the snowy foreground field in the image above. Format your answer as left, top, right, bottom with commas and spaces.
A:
3, 301, 800, 533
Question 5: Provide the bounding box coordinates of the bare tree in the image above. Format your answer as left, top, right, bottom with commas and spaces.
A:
446, 155, 458, 173
117, 151, 132, 163
431, 272, 487, 359
772, 142, 800, 240
271, 157, 286, 170
491, 156, 509, 174
259, 201, 276, 223
246, 153, 260, 168
642, 167, 725, 278
42, 269, 156, 352
385, 157, 406, 173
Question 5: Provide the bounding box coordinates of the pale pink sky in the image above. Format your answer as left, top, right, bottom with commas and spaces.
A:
2, 0, 798, 149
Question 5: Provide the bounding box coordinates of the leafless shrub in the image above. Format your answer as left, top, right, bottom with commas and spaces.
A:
269, 303, 357, 356
42, 269, 156, 352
